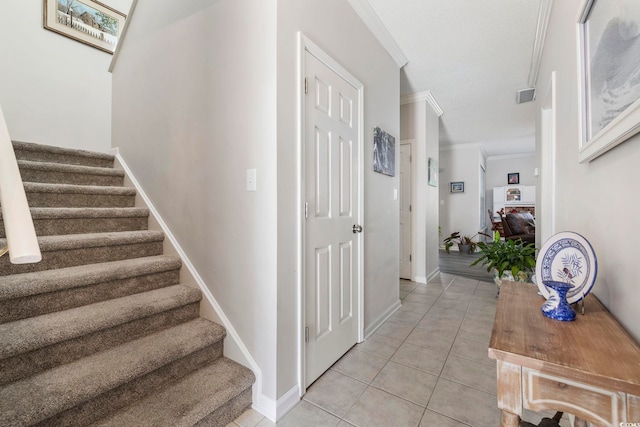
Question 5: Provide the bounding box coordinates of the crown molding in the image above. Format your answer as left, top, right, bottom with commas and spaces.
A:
400, 90, 444, 117
527, 0, 553, 87
347, 0, 408, 68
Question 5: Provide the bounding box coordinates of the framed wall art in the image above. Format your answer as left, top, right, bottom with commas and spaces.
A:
428, 157, 438, 187
508, 172, 519, 184
373, 126, 395, 176
44, 0, 126, 54
450, 182, 464, 193
577, 0, 640, 162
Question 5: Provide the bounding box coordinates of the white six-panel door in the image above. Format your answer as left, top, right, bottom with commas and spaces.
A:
304, 50, 361, 386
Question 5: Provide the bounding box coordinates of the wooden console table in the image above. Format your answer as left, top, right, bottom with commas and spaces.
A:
489, 281, 640, 427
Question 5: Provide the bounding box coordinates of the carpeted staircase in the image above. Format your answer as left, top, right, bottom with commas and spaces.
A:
0, 141, 254, 426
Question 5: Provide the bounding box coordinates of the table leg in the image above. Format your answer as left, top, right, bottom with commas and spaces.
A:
574, 417, 588, 427
502, 410, 520, 427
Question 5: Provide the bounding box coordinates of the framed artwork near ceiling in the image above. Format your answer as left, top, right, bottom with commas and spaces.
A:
373, 127, 395, 176
508, 172, 520, 184
577, 0, 640, 162
44, 0, 126, 54
428, 157, 438, 187
450, 182, 464, 193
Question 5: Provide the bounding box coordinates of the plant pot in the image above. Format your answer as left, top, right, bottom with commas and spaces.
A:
493, 269, 529, 292
458, 244, 472, 254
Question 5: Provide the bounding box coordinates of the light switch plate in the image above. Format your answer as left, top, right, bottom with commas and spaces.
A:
246, 169, 256, 191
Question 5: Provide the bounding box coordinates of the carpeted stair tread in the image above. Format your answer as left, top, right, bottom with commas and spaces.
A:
18, 160, 124, 178
0, 255, 181, 301
0, 285, 201, 359
23, 181, 136, 196
12, 141, 115, 168
93, 357, 255, 427
34, 230, 163, 251
0, 318, 226, 427
1, 207, 149, 220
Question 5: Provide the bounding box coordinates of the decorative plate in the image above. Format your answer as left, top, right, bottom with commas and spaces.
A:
535, 232, 597, 304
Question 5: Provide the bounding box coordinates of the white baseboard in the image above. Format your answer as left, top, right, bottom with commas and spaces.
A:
413, 275, 427, 284
275, 385, 300, 421
111, 148, 270, 417
364, 299, 402, 339
426, 269, 441, 283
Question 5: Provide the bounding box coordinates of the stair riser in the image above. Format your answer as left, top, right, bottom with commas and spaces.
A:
26, 192, 136, 208
0, 303, 201, 386
34, 343, 224, 427
196, 388, 253, 427
0, 216, 148, 238
0, 241, 164, 276
14, 148, 114, 168
19, 168, 124, 187
0, 269, 181, 324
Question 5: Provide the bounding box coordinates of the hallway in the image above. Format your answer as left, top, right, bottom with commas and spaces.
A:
229, 274, 569, 426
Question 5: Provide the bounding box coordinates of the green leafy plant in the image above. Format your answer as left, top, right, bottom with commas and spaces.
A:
471, 232, 536, 278
443, 231, 490, 254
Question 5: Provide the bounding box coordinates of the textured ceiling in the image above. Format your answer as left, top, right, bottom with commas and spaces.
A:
367, 0, 542, 156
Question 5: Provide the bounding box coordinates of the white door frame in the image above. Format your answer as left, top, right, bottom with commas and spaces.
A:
399, 141, 414, 280
540, 71, 556, 244
297, 32, 364, 394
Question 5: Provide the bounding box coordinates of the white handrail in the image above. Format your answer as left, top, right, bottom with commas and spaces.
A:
0, 104, 41, 264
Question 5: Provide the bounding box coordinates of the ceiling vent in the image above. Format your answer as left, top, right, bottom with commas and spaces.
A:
516, 88, 536, 104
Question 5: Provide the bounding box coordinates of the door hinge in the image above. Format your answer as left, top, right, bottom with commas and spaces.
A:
409, 205, 412, 212
305, 327, 309, 343
409, 254, 412, 262
305, 202, 309, 219
304, 77, 308, 94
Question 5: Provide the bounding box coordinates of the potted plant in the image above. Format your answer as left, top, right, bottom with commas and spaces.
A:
471, 231, 536, 290
443, 231, 489, 254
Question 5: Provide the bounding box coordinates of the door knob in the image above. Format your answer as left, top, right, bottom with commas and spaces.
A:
352, 224, 363, 234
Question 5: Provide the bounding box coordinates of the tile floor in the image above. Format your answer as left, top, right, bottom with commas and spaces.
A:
227, 273, 571, 427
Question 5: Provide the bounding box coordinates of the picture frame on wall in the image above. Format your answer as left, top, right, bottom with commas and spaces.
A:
450, 182, 464, 193
373, 127, 396, 176
428, 157, 438, 187
508, 172, 519, 184
44, 0, 127, 54
577, 0, 640, 162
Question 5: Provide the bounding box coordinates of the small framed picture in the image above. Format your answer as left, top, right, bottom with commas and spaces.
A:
450, 182, 464, 193
428, 157, 438, 187
507, 173, 519, 184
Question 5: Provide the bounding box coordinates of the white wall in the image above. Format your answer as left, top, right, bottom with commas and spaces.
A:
111, 0, 278, 406
276, 0, 400, 403
400, 98, 440, 282
485, 153, 535, 217
0, 0, 132, 152
439, 145, 486, 243
536, 0, 640, 341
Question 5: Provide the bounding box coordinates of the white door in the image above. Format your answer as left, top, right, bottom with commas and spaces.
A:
304, 50, 361, 386
399, 143, 412, 279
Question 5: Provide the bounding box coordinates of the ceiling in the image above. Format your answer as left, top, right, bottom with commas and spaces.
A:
365, 0, 544, 156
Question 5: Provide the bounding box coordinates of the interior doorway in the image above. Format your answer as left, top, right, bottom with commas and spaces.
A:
399, 141, 413, 279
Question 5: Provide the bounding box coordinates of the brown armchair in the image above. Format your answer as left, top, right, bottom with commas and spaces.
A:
500, 211, 535, 244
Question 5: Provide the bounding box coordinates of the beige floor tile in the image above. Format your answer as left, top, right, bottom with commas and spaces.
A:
416, 315, 462, 333
331, 348, 387, 383
400, 290, 411, 300
419, 409, 468, 426
357, 333, 403, 359
404, 293, 442, 305
405, 327, 457, 353
304, 370, 366, 417
343, 387, 424, 427
400, 301, 433, 314
254, 418, 275, 427
423, 307, 466, 322
391, 342, 448, 376
410, 286, 444, 297
373, 319, 415, 341
371, 361, 438, 407
277, 400, 340, 427
427, 378, 500, 427
400, 283, 418, 293
450, 336, 494, 366
336, 421, 357, 427
233, 408, 264, 427
440, 355, 497, 395
390, 308, 426, 326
